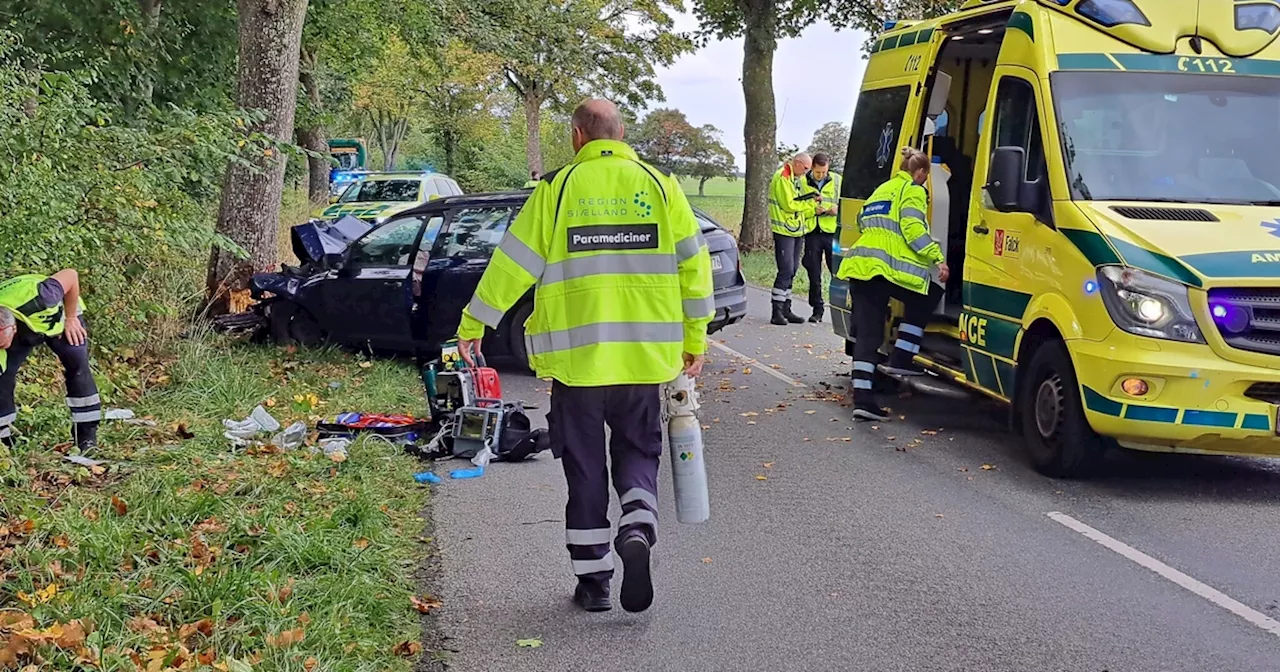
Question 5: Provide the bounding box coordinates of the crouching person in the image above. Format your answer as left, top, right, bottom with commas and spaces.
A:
0, 269, 100, 451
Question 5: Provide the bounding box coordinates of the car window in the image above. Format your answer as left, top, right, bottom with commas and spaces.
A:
446, 179, 462, 196
349, 216, 425, 266
844, 85, 911, 199
440, 207, 513, 260
992, 76, 1047, 182
339, 179, 421, 203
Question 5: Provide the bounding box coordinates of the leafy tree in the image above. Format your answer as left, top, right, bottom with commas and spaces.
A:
421, 40, 504, 176
776, 141, 800, 164
687, 125, 736, 196
469, 0, 693, 174
352, 33, 428, 171
807, 121, 850, 171
206, 0, 310, 314
632, 108, 701, 175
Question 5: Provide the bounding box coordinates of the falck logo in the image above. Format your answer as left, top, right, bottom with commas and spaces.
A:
876, 122, 895, 169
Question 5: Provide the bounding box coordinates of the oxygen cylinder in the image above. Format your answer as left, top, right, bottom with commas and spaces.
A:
664, 374, 710, 524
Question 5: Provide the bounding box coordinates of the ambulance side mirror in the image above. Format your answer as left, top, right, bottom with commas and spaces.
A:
986, 146, 1024, 212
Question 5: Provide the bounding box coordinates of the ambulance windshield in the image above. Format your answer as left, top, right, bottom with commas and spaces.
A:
1052, 71, 1280, 205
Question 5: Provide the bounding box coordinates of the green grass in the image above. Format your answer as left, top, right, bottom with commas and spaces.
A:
0, 334, 436, 671
681, 177, 744, 234
740, 250, 833, 303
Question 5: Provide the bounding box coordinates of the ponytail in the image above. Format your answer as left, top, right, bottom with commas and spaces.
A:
899, 146, 929, 174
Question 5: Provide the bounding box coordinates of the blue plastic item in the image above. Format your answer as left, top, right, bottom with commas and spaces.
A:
414, 471, 442, 484
449, 465, 485, 480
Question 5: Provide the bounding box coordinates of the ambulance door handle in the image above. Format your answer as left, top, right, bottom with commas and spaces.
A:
973, 221, 990, 235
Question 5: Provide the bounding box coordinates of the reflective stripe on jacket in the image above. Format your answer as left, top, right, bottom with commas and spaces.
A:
457, 139, 715, 386
768, 167, 816, 237
799, 171, 842, 234
836, 170, 944, 295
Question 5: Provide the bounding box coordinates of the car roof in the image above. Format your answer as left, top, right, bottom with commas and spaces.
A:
393, 190, 727, 230
359, 172, 455, 182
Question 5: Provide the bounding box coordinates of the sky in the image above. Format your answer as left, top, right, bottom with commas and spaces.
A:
649, 13, 873, 169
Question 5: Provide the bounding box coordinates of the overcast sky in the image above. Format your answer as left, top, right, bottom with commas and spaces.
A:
649, 13, 873, 169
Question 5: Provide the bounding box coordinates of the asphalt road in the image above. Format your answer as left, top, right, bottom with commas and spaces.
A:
427, 285, 1280, 672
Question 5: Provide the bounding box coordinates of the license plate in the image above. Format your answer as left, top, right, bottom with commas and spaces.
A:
711, 255, 724, 271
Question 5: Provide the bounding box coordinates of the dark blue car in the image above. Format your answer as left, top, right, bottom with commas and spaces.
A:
243, 191, 747, 369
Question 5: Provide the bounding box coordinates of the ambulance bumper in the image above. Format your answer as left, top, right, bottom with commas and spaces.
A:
1072, 330, 1280, 456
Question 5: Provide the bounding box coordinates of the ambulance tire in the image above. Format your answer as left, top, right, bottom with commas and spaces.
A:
1019, 341, 1106, 478
508, 301, 534, 373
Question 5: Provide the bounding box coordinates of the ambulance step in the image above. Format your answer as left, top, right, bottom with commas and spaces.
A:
881, 368, 970, 400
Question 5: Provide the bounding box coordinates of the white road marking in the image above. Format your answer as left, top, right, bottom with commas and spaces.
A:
708, 340, 807, 388
1046, 511, 1280, 639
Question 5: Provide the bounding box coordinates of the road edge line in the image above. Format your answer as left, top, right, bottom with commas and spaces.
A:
1046, 511, 1280, 639
708, 340, 807, 388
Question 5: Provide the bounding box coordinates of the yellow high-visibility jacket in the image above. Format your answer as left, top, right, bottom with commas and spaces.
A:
836, 170, 944, 295
458, 139, 715, 386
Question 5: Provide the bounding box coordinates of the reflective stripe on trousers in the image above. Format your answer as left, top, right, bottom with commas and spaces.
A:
852, 359, 874, 390
527, 322, 683, 356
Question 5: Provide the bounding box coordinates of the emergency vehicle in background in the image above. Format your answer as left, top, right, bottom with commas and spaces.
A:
831, 0, 1280, 476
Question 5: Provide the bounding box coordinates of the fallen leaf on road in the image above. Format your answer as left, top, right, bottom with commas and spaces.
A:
921, 430, 938, 436
516, 638, 543, 649
702, 557, 712, 564
804, 410, 816, 415
935, 514, 944, 519
393, 640, 422, 657
411, 595, 442, 614
755, 475, 767, 481
763, 462, 774, 468
802, 437, 811, 442
898, 415, 906, 421
770, 364, 782, 369
739, 412, 758, 417
841, 438, 851, 442
981, 464, 996, 471
958, 467, 969, 472
870, 425, 879, 430
747, 421, 756, 425
886, 436, 896, 441
743, 367, 752, 375
110, 495, 128, 516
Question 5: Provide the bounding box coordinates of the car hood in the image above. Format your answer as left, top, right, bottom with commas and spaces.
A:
313, 200, 418, 221
292, 215, 371, 264
1076, 202, 1280, 285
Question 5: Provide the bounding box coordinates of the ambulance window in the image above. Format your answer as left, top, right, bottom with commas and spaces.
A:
992, 77, 1047, 182
843, 86, 911, 199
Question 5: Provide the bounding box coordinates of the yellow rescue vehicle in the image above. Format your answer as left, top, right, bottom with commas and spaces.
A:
831, 0, 1280, 476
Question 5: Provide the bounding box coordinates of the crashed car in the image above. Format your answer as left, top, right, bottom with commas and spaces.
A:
223, 191, 747, 369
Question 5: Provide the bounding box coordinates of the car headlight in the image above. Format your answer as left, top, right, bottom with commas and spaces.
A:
1096, 266, 1204, 343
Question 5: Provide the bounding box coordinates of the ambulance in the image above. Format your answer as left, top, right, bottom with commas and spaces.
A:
830, 0, 1280, 476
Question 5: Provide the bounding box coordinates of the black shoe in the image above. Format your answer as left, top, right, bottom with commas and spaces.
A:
783, 301, 805, 324
74, 423, 99, 453
770, 302, 787, 326
573, 579, 612, 612
618, 535, 653, 613
808, 309, 824, 323
852, 403, 891, 422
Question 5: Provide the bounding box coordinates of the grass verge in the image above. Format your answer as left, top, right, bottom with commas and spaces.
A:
0, 333, 440, 671
741, 250, 834, 305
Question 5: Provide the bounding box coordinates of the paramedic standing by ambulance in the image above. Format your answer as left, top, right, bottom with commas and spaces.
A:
768, 152, 816, 325
800, 153, 841, 323
839, 147, 948, 421
455, 99, 714, 614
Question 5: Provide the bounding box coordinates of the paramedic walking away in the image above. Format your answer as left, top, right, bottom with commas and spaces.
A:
0, 269, 101, 451
838, 147, 948, 421
455, 99, 714, 613
768, 152, 817, 325
800, 153, 842, 323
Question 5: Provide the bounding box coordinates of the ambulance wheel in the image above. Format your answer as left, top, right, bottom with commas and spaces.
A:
508, 301, 534, 373
1018, 341, 1106, 478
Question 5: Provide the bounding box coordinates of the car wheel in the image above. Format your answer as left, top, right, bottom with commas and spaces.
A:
1018, 340, 1108, 478
289, 309, 326, 347
268, 302, 298, 345
508, 302, 534, 373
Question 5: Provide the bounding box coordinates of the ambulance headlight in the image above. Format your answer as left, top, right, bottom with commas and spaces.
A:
1096, 266, 1204, 343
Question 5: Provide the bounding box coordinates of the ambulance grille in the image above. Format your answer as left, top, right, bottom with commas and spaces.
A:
1110, 206, 1218, 222
1246, 383, 1280, 405
1207, 287, 1280, 356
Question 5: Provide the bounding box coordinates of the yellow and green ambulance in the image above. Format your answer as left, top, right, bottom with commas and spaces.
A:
316, 171, 464, 224
831, 0, 1280, 476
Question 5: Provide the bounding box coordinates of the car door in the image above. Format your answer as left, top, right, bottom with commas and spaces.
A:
419, 205, 515, 347
964, 68, 1053, 398
319, 215, 427, 348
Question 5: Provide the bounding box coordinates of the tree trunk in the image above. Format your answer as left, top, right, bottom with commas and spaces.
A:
297, 125, 329, 204
298, 54, 330, 205
523, 92, 544, 176
739, 0, 778, 251
699, 177, 708, 197
443, 131, 457, 176
205, 0, 309, 315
